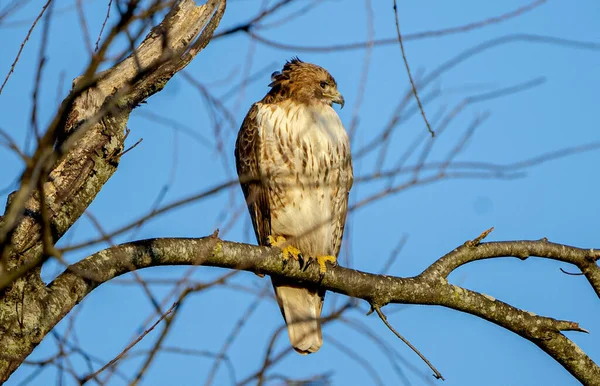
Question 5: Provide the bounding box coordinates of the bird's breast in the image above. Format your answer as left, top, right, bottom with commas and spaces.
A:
255, 102, 351, 255
257, 102, 349, 178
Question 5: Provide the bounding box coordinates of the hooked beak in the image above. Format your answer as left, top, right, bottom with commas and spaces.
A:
332, 91, 345, 109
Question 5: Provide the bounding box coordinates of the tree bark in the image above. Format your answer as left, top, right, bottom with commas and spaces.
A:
0, 0, 226, 382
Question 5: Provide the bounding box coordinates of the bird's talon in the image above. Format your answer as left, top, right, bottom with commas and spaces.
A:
302, 258, 312, 272
268, 235, 302, 267
267, 235, 278, 246
297, 253, 305, 269
316, 255, 337, 274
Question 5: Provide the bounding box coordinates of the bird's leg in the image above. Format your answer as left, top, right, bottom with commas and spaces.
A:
315, 255, 337, 275
268, 235, 303, 268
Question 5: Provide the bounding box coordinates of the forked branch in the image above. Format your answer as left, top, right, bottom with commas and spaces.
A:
38, 234, 600, 385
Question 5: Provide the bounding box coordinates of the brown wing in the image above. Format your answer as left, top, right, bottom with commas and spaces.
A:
331, 147, 354, 258
235, 104, 271, 246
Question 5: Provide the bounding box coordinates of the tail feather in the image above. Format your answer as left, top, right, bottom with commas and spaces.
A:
273, 284, 323, 354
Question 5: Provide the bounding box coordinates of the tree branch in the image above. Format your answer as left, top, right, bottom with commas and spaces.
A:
421, 236, 600, 298
0, 0, 226, 381
37, 235, 600, 385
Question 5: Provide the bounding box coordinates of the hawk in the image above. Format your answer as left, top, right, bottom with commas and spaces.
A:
235, 58, 353, 354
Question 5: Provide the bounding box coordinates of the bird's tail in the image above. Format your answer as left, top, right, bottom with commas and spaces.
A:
273, 284, 323, 354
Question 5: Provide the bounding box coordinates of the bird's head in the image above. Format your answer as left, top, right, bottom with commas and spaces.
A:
268, 57, 344, 108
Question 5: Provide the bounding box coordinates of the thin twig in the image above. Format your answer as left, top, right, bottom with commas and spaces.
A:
137, 110, 212, 148
61, 179, 239, 252
379, 234, 408, 274
0, 0, 35, 23
348, 0, 374, 141
212, 0, 296, 38
79, 301, 177, 383
327, 335, 385, 386
204, 285, 270, 386
75, 0, 93, 54
244, 0, 550, 52
255, 0, 321, 30
373, 306, 444, 380
560, 268, 585, 276
84, 210, 164, 317
0, 128, 27, 161
438, 112, 491, 174
95, 0, 113, 52
113, 137, 143, 159
0, 0, 53, 94
392, 0, 434, 137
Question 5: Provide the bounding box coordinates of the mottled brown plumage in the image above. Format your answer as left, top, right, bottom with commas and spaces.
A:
235, 58, 353, 354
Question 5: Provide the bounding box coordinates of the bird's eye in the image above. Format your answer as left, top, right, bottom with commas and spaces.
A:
320, 81, 328, 89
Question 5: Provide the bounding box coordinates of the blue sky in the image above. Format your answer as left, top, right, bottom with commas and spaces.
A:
1, 0, 599, 385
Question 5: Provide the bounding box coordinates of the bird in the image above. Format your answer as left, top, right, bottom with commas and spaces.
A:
235, 58, 353, 354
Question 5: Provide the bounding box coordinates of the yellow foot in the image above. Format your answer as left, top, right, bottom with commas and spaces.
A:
315, 255, 337, 274
268, 235, 302, 264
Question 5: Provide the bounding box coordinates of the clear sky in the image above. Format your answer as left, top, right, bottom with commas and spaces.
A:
1, 0, 599, 385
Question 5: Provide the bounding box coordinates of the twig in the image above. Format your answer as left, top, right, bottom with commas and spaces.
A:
327, 335, 385, 386
342, 317, 434, 385
465, 227, 494, 247
60, 179, 238, 253
348, 0, 374, 141
243, 0, 549, 52
220, 61, 278, 101
373, 306, 444, 380
30, 0, 54, 143
255, 0, 321, 30
0, 0, 35, 23
129, 306, 178, 385
102, 271, 238, 382
357, 141, 600, 184
0, 0, 53, 94
83, 210, 164, 317
204, 285, 270, 386
137, 110, 213, 148
79, 301, 177, 383
113, 137, 143, 159
379, 234, 408, 274
95, 0, 113, 52
212, 0, 295, 38
438, 112, 491, 173
560, 268, 585, 276
0, 128, 27, 161
392, 0, 434, 137
75, 0, 93, 54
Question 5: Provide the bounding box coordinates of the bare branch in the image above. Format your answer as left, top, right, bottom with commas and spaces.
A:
421, 238, 600, 298
373, 305, 443, 380
35, 235, 600, 384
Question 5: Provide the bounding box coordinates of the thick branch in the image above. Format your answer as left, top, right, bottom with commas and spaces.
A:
421, 239, 600, 297
0, 1, 226, 382
1, 0, 226, 274
41, 236, 600, 385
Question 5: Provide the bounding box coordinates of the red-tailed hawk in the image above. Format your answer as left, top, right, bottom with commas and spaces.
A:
235, 58, 353, 354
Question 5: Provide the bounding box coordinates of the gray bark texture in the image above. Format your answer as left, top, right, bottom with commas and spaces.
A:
0, 0, 599, 385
